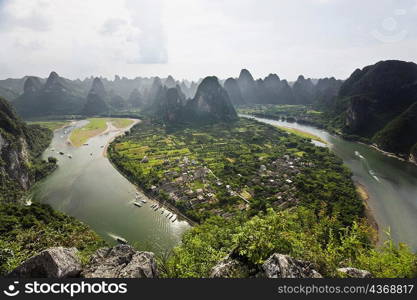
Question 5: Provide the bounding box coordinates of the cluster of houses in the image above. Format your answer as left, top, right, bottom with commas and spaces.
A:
143, 149, 315, 218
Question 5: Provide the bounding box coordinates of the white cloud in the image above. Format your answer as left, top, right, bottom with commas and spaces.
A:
99, 18, 128, 36
0, 0, 416, 80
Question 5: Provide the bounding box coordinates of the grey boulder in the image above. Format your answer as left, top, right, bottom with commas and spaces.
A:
210, 255, 253, 278
262, 254, 322, 278
337, 267, 372, 278
7, 247, 82, 278
81, 245, 159, 278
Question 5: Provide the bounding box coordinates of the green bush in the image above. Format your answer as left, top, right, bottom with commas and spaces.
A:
0, 202, 106, 275
163, 207, 417, 278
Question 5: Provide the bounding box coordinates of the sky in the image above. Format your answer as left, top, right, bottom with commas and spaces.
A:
0, 0, 417, 81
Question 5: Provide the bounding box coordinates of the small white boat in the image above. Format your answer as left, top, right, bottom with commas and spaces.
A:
67, 154, 72, 159
141, 199, 147, 203
133, 201, 142, 208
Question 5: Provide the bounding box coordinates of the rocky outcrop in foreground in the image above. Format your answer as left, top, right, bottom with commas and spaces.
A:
81, 245, 158, 278
262, 254, 323, 278
210, 253, 323, 278
7, 247, 82, 278
8, 246, 371, 278
8, 245, 159, 279
337, 267, 372, 278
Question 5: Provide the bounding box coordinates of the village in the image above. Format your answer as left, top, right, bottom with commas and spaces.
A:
108, 118, 329, 222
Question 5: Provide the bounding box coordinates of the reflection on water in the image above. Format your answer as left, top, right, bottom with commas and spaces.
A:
243, 115, 417, 251
32, 120, 190, 255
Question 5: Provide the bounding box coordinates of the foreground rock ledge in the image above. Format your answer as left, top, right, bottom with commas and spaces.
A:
8, 247, 82, 278
8, 245, 159, 279
8, 246, 371, 278
262, 254, 323, 278
337, 267, 372, 278
210, 253, 323, 278
81, 245, 159, 278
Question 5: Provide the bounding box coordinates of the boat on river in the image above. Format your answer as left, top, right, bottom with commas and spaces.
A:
133, 201, 142, 208
108, 233, 128, 245
116, 237, 128, 244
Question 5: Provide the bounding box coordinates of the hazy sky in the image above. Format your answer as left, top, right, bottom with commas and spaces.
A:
1, 0, 417, 81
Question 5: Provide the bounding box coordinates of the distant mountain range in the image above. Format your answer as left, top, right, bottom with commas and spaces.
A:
2, 73, 200, 118
224, 69, 343, 107
2, 60, 417, 160
1, 69, 342, 119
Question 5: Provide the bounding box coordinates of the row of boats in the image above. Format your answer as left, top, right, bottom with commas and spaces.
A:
111, 192, 179, 246
133, 192, 177, 222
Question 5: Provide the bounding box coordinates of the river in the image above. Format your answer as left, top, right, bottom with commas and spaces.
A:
31, 120, 190, 255
32, 116, 417, 253
242, 114, 417, 251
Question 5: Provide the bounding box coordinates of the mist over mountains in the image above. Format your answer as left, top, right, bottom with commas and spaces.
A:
0, 69, 342, 119
2, 60, 417, 160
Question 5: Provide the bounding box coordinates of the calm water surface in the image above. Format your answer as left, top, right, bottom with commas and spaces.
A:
32, 120, 190, 254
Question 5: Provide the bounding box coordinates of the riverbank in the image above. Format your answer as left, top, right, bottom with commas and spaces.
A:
107, 158, 197, 227
102, 119, 197, 226
355, 182, 379, 244
368, 143, 417, 167
243, 110, 417, 168
102, 119, 139, 157
275, 125, 328, 145
69, 118, 135, 147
